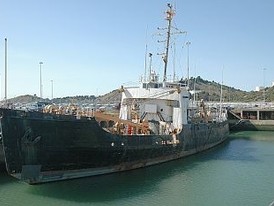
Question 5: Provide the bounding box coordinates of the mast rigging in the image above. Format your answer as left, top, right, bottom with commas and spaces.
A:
163, 3, 174, 82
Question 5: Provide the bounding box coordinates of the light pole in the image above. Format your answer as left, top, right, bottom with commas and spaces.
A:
148, 53, 152, 81
186, 41, 191, 88
263, 68, 266, 103
39, 62, 43, 98
51, 80, 54, 99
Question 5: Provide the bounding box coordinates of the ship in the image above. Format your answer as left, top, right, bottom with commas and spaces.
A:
0, 4, 229, 184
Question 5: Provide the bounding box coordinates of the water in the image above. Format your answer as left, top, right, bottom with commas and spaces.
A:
1, 131, 274, 206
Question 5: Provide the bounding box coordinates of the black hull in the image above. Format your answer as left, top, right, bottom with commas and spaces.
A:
0, 142, 5, 169
0, 109, 229, 184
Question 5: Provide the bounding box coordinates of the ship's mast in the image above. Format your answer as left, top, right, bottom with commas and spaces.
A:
163, 3, 174, 82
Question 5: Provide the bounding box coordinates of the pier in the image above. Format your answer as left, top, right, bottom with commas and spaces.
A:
228, 107, 274, 131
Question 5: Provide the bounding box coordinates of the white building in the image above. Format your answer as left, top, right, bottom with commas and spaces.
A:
255, 86, 264, 91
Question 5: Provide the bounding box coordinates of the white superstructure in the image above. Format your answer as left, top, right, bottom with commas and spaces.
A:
119, 80, 189, 135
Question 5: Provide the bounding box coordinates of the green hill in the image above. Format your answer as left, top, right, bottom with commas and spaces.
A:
188, 76, 268, 102
1, 76, 272, 105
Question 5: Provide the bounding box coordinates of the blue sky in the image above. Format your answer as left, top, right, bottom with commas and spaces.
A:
1, 0, 274, 99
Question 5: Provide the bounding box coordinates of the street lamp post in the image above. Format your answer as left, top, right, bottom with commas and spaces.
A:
39, 62, 43, 98
51, 80, 54, 99
263, 68, 266, 103
186, 41, 191, 88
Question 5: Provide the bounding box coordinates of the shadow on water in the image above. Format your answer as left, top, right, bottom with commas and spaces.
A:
26, 133, 271, 203
28, 158, 200, 203
201, 131, 274, 163
0, 169, 15, 185
229, 131, 274, 141
199, 138, 259, 162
